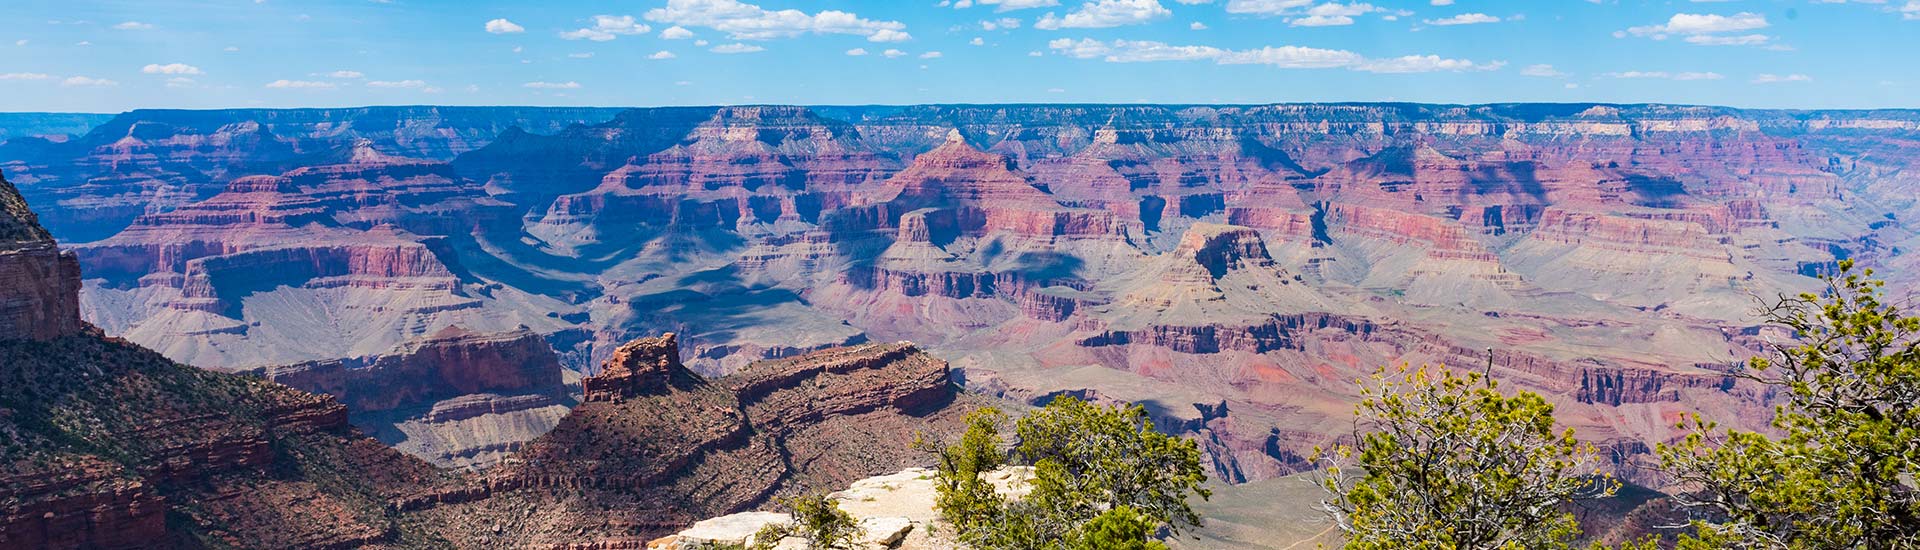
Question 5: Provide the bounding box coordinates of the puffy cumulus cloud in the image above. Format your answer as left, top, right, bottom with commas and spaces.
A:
1752, 73, 1812, 84
710, 42, 766, 53
1036, 0, 1173, 30
264, 79, 334, 89
660, 26, 695, 39
1048, 37, 1494, 72
1623, 12, 1775, 46
649, 50, 677, 59
1189, 21, 1208, 29
846, 47, 868, 56
112, 21, 153, 30
324, 70, 364, 79
523, 81, 581, 89
1603, 71, 1724, 80
644, 0, 911, 42
141, 63, 202, 75
562, 15, 650, 41
919, 51, 944, 58
882, 48, 907, 58
1424, 13, 1500, 25
366, 79, 427, 88
485, 18, 525, 34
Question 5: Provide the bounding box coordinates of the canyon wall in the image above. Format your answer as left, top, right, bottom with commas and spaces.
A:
5, 103, 1918, 486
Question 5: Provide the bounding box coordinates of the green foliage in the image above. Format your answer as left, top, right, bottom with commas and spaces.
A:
1657, 260, 1920, 549
1316, 365, 1618, 550
1016, 396, 1212, 537
920, 398, 1210, 550
917, 407, 1009, 533
1067, 506, 1171, 550
750, 493, 859, 550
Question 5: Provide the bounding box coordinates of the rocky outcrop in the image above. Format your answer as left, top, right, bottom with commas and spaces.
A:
387, 334, 978, 547
0, 170, 83, 340
583, 332, 682, 402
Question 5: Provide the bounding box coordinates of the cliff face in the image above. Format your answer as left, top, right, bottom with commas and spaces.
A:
0, 170, 83, 340
254, 326, 575, 469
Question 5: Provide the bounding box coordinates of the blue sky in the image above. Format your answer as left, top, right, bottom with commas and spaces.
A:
2, 0, 1916, 112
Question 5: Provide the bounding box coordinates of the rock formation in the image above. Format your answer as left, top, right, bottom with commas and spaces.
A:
0, 170, 83, 340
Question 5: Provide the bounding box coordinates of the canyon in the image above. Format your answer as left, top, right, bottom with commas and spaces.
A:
0, 165, 981, 548
3, 102, 1918, 498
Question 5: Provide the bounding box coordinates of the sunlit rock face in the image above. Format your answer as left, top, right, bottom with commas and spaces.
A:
7, 103, 1920, 485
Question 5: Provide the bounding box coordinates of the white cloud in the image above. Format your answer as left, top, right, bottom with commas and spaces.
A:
1430, 0, 1453, 4
644, 0, 911, 42
164, 77, 195, 88
1354, 55, 1503, 73
660, 25, 695, 39
1519, 64, 1564, 77
324, 70, 364, 78
920, 51, 944, 58
1603, 71, 1724, 80
14, 40, 26, 46
980, 17, 1023, 30
568, 52, 594, 58
711, 42, 766, 53
1048, 37, 1499, 72
1684, 33, 1771, 46
970, 37, 986, 45
649, 50, 677, 59
868, 29, 912, 42
1424, 13, 1500, 25
367, 79, 428, 88
964, 0, 1062, 11
1223, 0, 1318, 16
112, 21, 153, 30
1289, 2, 1385, 27
846, 48, 868, 56
1190, 21, 1208, 29
0, 73, 52, 81
883, 48, 907, 58
1221, 1, 1390, 26
1626, 12, 1766, 37
523, 81, 582, 89
485, 18, 525, 34
141, 63, 203, 75
561, 15, 650, 41
1752, 73, 1812, 83
1036, 0, 1173, 30
265, 79, 335, 89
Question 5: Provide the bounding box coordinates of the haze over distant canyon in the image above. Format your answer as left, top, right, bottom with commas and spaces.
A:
3, 102, 1918, 485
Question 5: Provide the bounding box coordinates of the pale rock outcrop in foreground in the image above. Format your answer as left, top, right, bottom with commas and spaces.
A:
650, 466, 1036, 550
